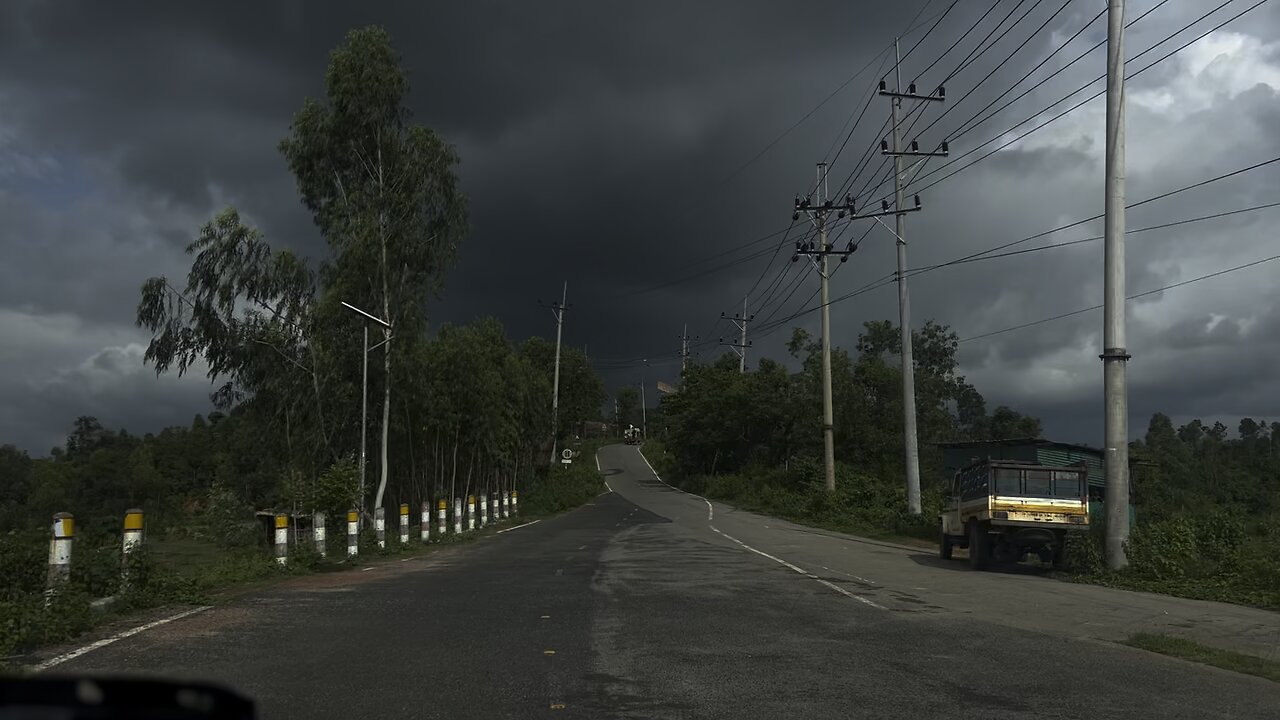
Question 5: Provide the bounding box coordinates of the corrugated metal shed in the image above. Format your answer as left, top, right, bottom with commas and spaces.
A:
936, 438, 1105, 490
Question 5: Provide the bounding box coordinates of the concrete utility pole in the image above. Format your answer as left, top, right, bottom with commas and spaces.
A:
679, 324, 697, 373
544, 282, 569, 466
792, 164, 852, 492
879, 39, 947, 516
718, 300, 754, 373
640, 359, 649, 440
341, 301, 391, 523
1102, 0, 1131, 570
793, 161, 927, 492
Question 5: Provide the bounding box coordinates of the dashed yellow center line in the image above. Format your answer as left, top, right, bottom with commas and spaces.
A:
540, 615, 551, 619
543, 649, 556, 655
550, 702, 566, 709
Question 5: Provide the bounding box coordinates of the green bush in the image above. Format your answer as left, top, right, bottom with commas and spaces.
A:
0, 533, 47, 600
1063, 523, 1106, 574
520, 462, 603, 517
0, 589, 95, 659
1126, 518, 1199, 580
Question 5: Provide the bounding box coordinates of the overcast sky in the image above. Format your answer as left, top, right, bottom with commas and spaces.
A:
1, 0, 1278, 455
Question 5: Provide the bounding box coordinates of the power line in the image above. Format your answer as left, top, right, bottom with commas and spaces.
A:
914, 154, 1280, 275
748, 156, 1280, 333
958, 253, 1280, 343
742, 221, 797, 301
857, 0, 1108, 205
944, 0, 1036, 81
716, 43, 895, 190
619, 224, 795, 297
830, 0, 1056, 213
886, 0, 1263, 204
912, 0, 1083, 147
946, 0, 1171, 142
911, 199, 1280, 274
909, 0, 1010, 85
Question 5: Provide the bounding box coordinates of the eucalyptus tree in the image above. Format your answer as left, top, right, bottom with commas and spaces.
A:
280, 26, 468, 512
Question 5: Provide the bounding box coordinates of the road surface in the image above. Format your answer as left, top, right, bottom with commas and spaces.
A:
34, 444, 1280, 718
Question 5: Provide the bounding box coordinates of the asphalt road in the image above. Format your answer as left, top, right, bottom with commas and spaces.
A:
35, 443, 1280, 719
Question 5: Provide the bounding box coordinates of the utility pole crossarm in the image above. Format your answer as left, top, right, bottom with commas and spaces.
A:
877, 79, 946, 102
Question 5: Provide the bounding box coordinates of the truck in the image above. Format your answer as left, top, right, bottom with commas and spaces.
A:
939, 458, 1090, 570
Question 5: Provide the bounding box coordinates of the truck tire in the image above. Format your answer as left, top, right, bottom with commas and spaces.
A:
939, 530, 953, 560
968, 521, 990, 571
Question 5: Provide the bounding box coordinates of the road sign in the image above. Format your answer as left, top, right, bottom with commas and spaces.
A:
562, 448, 573, 460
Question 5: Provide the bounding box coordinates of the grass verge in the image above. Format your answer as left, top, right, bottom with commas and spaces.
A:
639, 442, 936, 550
2, 450, 608, 666
1124, 633, 1280, 683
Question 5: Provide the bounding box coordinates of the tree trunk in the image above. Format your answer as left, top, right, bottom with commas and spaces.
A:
450, 424, 459, 504
374, 139, 392, 513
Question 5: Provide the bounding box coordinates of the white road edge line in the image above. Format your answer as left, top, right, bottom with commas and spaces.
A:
637, 445, 713, 521
596, 450, 612, 493
496, 519, 541, 534
711, 526, 886, 611
820, 564, 876, 586
35, 605, 212, 672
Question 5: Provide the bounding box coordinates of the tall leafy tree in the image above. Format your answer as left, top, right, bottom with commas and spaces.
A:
280, 26, 468, 511
136, 208, 328, 482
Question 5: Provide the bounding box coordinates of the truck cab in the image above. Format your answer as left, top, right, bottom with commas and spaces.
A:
939, 458, 1089, 570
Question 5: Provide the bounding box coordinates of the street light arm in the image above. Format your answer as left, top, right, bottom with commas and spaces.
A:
341, 300, 391, 328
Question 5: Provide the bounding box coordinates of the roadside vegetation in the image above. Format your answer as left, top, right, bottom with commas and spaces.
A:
1124, 633, 1280, 684
0, 26, 608, 661
643, 322, 1280, 611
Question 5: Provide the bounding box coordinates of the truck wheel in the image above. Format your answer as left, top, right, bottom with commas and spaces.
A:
968, 521, 990, 571
939, 531, 953, 560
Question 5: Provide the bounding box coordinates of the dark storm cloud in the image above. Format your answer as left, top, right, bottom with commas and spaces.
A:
0, 0, 1277, 453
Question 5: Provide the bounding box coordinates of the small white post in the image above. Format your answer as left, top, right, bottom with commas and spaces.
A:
420, 501, 431, 542
274, 513, 288, 566
453, 498, 463, 535
511, 490, 519, 517
437, 499, 447, 539
347, 509, 359, 557
121, 508, 143, 587
399, 503, 409, 545
374, 506, 386, 549
312, 511, 327, 558
467, 495, 476, 531
45, 512, 73, 605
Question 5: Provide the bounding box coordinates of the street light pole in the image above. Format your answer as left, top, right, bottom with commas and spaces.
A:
341, 301, 391, 523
